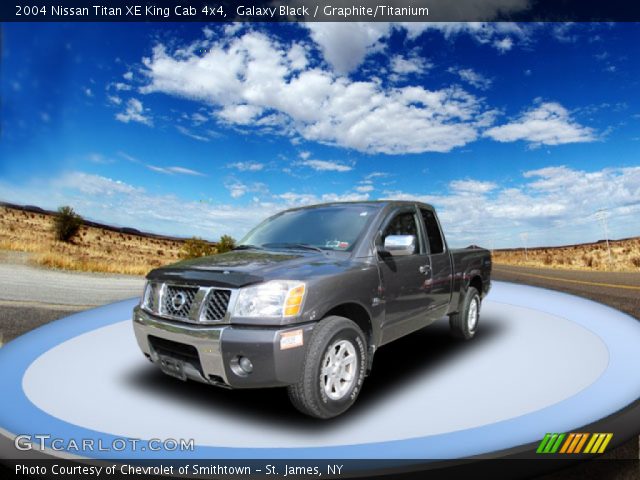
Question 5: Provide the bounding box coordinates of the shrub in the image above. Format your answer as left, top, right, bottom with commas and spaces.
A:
216, 234, 236, 254
180, 237, 216, 259
54, 206, 83, 243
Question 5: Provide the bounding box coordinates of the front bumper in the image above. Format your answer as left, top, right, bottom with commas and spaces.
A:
132, 306, 315, 388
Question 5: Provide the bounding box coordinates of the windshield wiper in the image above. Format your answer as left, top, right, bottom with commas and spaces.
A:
262, 242, 325, 253
233, 244, 265, 251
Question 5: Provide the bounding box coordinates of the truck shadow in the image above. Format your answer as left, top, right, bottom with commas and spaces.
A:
124, 317, 502, 429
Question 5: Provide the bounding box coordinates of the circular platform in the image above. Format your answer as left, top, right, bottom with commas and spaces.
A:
1, 281, 640, 460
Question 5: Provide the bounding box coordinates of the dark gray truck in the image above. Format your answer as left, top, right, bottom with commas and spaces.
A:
133, 201, 491, 418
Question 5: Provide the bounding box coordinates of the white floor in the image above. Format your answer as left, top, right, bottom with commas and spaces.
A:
22, 288, 610, 449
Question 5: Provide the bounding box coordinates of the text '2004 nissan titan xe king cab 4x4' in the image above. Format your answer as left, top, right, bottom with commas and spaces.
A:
133, 201, 491, 418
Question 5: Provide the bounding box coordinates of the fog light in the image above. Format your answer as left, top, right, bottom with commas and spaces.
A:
239, 356, 253, 374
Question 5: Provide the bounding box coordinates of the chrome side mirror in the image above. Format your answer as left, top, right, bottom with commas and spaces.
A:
382, 235, 415, 256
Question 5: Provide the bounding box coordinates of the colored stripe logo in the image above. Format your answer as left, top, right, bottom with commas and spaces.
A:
537, 433, 613, 454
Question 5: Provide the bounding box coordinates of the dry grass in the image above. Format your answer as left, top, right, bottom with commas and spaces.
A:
493, 237, 640, 272
0, 205, 186, 276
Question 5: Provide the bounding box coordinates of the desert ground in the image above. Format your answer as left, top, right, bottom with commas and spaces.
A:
492, 238, 640, 272
0, 204, 185, 276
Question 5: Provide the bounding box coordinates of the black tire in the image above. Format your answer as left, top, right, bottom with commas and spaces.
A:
449, 286, 481, 340
287, 316, 367, 419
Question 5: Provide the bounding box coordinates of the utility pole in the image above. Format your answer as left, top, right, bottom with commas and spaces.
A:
594, 209, 612, 266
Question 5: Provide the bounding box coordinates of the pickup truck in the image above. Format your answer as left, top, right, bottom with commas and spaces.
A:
133, 201, 491, 418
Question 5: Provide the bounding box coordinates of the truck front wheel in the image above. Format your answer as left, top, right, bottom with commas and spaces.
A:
449, 286, 480, 340
287, 316, 367, 419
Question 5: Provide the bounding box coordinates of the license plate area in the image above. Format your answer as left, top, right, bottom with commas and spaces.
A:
158, 355, 187, 381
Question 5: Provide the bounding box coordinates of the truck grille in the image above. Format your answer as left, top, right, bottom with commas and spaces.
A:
161, 285, 199, 319
204, 289, 231, 321
143, 282, 234, 324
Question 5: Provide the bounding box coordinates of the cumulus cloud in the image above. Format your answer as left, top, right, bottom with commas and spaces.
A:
485, 102, 596, 146
389, 50, 433, 81
305, 23, 391, 74
140, 31, 490, 154
115, 98, 152, 126
382, 165, 640, 247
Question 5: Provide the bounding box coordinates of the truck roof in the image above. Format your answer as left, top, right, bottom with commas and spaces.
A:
285, 200, 436, 212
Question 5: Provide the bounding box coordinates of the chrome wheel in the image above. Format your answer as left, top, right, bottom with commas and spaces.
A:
467, 296, 479, 332
321, 339, 358, 401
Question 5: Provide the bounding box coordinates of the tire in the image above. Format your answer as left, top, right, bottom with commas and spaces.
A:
449, 286, 481, 340
287, 316, 367, 419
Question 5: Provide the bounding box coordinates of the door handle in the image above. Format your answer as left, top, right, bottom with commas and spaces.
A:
419, 264, 431, 275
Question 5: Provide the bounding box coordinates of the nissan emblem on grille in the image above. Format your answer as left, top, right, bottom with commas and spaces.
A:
171, 292, 186, 310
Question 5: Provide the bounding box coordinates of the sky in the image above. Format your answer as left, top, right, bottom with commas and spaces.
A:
1, 22, 639, 248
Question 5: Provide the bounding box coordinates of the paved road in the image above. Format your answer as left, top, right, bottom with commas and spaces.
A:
493, 264, 640, 321
0, 256, 144, 343
0, 263, 144, 307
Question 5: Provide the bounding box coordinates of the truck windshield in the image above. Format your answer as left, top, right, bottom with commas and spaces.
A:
238, 205, 377, 251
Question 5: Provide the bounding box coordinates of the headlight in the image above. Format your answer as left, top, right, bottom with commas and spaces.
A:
232, 281, 306, 319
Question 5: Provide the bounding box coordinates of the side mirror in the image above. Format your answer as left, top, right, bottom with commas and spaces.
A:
381, 235, 415, 256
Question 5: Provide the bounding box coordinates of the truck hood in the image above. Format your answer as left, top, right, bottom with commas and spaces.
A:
146, 249, 347, 288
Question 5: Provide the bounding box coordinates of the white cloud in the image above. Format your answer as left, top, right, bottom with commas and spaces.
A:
404, 22, 530, 49
450, 67, 492, 90
140, 31, 489, 154
493, 37, 514, 52
227, 162, 265, 172
278, 191, 369, 205
83, 87, 94, 97
147, 165, 205, 176
113, 82, 132, 91
115, 98, 152, 126
355, 184, 375, 193
108, 95, 122, 105
123, 71, 134, 81
485, 102, 596, 146
4, 164, 638, 248
224, 180, 267, 199
297, 160, 352, 172
382, 165, 640, 248
390, 51, 432, 78
450, 179, 497, 194
0, 172, 268, 239
176, 125, 209, 142
305, 23, 391, 74
191, 112, 208, 125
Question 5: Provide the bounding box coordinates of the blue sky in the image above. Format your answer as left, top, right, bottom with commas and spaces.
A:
1, 22, 639, 248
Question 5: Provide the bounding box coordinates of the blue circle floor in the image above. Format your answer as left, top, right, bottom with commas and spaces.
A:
1, 281, 640, 460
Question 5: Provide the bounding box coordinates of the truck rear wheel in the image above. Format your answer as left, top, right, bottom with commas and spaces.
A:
287, 316, 367, 419
449, 286, 480, 340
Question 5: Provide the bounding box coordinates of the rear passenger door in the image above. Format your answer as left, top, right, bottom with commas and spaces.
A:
419, 207, 453, 317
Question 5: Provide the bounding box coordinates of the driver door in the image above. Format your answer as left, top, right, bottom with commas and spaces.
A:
377, 207, 434, 344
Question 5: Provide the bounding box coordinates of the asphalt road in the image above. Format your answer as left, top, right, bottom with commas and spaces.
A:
0, 254, 144, 344
492, 264, 640, 321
